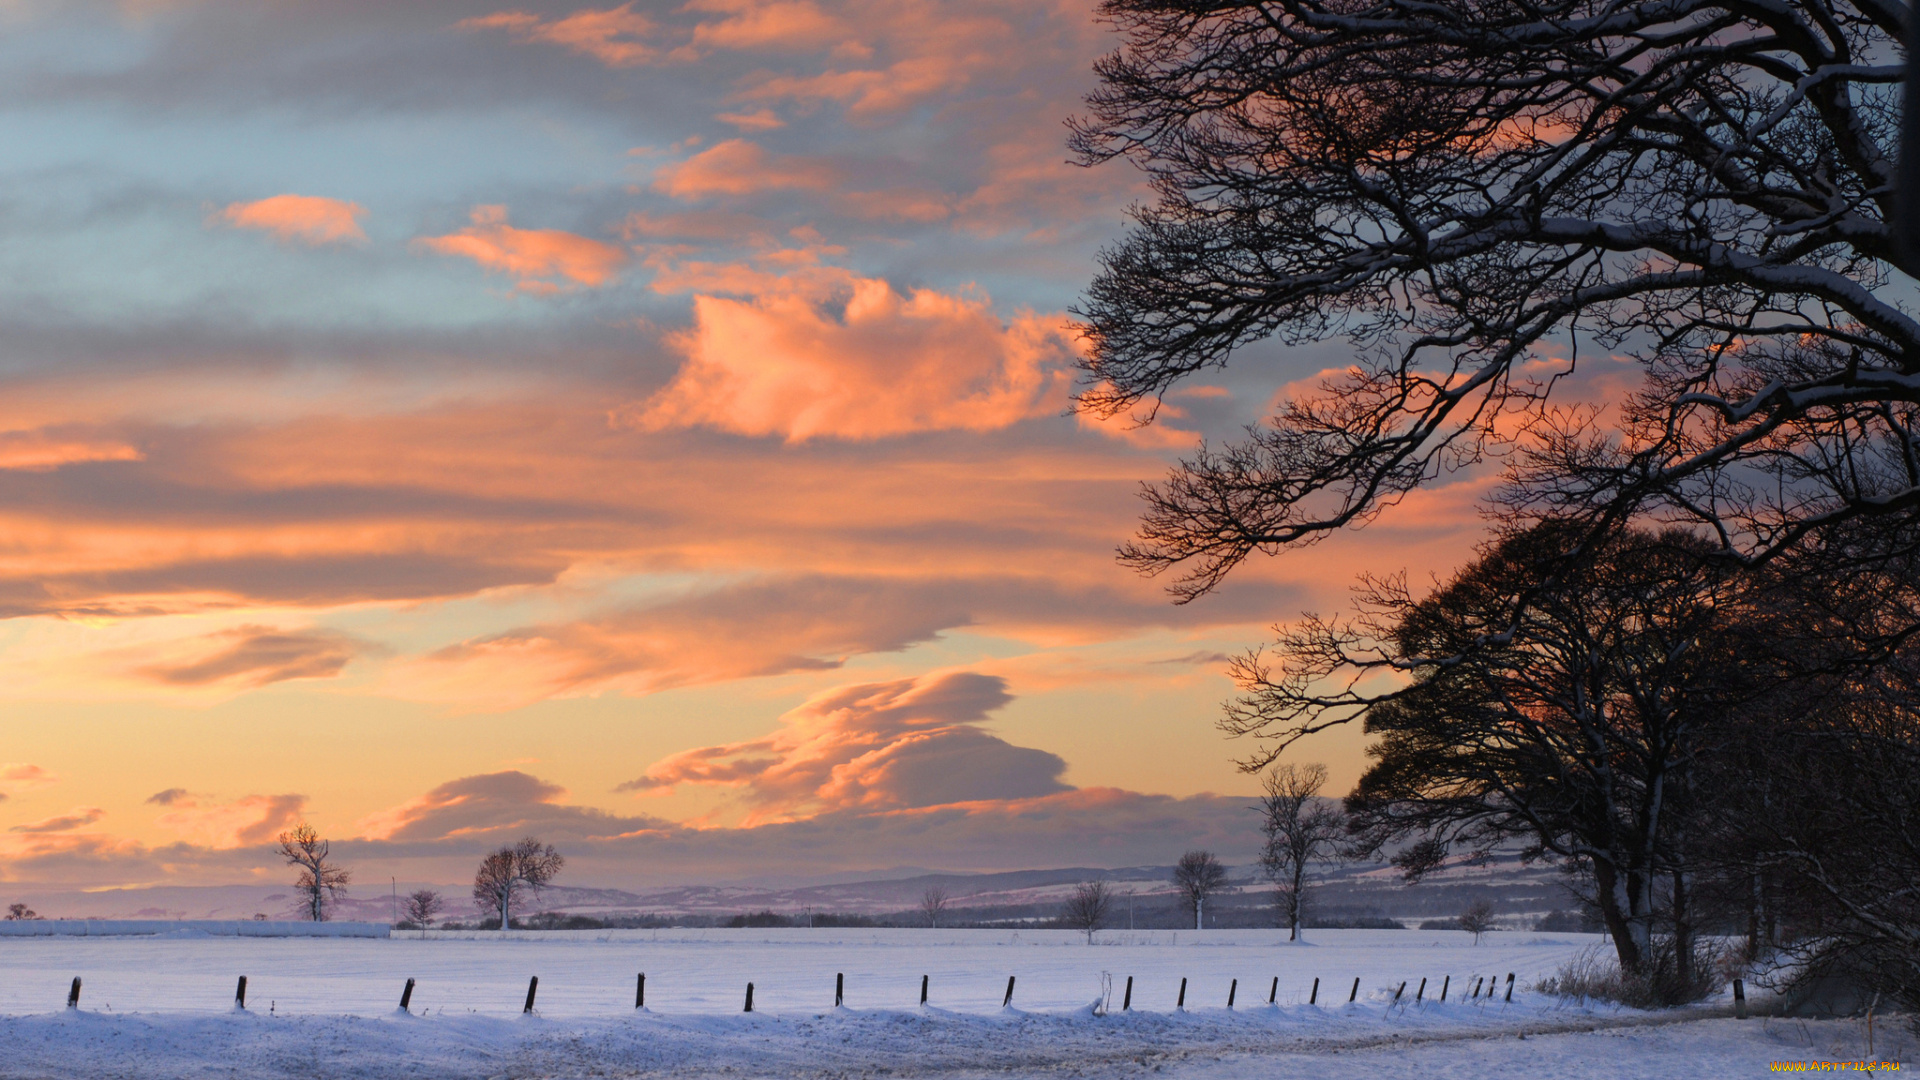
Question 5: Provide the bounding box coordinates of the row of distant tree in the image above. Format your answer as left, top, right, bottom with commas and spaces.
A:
274, 826, 564, 930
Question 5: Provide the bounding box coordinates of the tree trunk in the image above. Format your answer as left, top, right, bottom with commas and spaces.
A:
1289, 862, 1306, 941
1672, 869, 1694, 991
1592, 859, 1645, 972
1195, 897, 1203, 930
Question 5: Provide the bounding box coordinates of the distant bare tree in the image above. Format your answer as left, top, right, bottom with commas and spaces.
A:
276, 823, 349, 922
472, 837, 564, 930
1459, 899, 1497, 944
5, 903, 37, 921
920, 886, 950, 928
1172, 850, 1227, 930
1062, 881, 1113, 944
402, 889, 444, 931
1256, 763, 1347, 941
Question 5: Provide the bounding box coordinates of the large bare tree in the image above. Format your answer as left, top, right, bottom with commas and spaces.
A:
1255, 763, 1346, 941
1264, 526, 1752, 985
1072, 0, 1920, 601
276, 823, 350, 922
472, 837, 564, 931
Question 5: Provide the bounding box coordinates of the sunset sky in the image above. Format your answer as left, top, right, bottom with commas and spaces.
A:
0, 0, 1498, 893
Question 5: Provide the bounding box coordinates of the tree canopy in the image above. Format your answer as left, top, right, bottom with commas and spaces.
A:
1073, 0, 1918, 600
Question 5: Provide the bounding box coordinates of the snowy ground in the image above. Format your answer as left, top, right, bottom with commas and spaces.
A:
0, 928, 1903, 1077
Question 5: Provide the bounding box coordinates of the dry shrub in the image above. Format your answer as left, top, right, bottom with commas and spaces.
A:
1535, 939, 1724, 1008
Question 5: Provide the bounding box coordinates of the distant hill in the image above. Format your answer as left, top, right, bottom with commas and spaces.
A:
2, 853, 1592, 931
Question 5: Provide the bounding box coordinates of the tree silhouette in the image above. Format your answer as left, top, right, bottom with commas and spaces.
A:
276, 824, 350, 922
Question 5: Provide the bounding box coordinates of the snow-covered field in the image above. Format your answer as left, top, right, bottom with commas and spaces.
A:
0, 928, 1902, 1078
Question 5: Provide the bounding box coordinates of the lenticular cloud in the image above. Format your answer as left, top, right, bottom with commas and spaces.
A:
619, 671, 1070, 822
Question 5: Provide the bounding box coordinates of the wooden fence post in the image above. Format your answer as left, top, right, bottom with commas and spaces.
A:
1268, 976, 1277, 1004
920, 975, 928, 1006
1505, 973, 1514, 1003
744, 982, 754, 1012
1309, 977, 1318, 1005
1416, 977, 1426, 1002
1176, 977, 1186, 1009
1348, 977, 1359, 1003
523, 976, 539, 1014
67, 977, 81, 1009
1122, 975, 1133, 1011
1733, 979, 1747, 1020
235, 975, 248, 1010
400, 977, 415, 1012
636, 973, 645, 1010
1440, 975, 1449, 1002
1228, 978, 1237, 1008
835, 972, 844, 1008
1002, 976, 1015, 1008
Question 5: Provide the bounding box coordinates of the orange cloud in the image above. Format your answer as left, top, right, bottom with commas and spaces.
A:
136, 625, 365, 689
0, 765, 57, 797
620, 671, 1069, 824
458, 4, 657, 67
651, 139, 839, 201
216, 194, 368, 246
715, 108, 786, 132
11, 807, 104, 834
628, 268, 1078, 440
413, 205, 627, 293
358, 770, 655, 842
681, 0, 841, 53
383, 571, 1289, 710
0, 431, 143, 471
153, 793, 307, 848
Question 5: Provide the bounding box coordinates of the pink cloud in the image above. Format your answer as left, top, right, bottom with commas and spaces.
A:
682, 0, 841, 53
619, 671, 1070, 824
10, 807, 103, 834
216, 194, 368, 246
458, 4, 657, 67
133, 625, 365, 689
384, 572, 1290, 709
358, 770, 656, 843
727, 1, 1031, 119
413, 205, 628, 293
0, 765, 56, 796
0, 430, 143, 471
714, 108, 786, 132
627, 268, 1078, 440
153, 793, 307, 848
651, 139, 839, 201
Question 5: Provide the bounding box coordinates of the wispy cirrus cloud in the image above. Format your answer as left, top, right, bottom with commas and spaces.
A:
457, 4, 657, 67
152, 792, 307, 848
11, 807, 103, 833
135, 625, 366, 689
385, 572, 1294, 708
414, 205, 627, 293
0, 430, 144, 472
651, 139, 839, 200
0, 765, 57, 800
